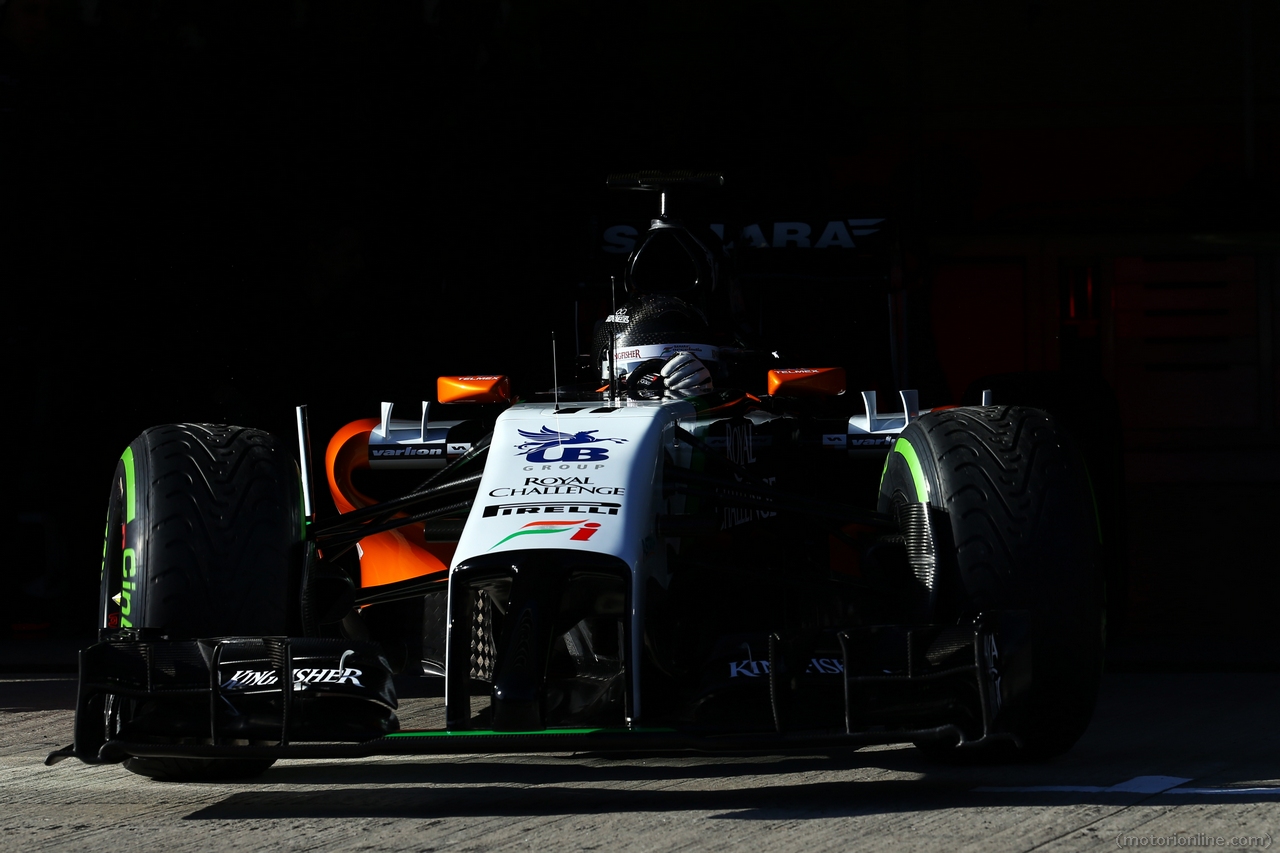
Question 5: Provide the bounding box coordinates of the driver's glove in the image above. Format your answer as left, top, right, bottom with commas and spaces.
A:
661, 351, 713, 397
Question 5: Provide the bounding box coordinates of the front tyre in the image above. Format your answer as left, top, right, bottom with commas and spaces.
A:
99, 423, 302, 780
879, 405, 1105, 760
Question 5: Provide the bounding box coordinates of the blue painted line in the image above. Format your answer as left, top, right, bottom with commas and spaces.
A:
975, 776, 1191, 794
975, 776, 1280, 796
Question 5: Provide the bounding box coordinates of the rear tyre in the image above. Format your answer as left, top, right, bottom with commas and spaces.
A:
878, 405, 1104, 761
99, 423, 302, 781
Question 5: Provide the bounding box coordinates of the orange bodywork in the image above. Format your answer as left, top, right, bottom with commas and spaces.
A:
437, 375, 511, 404
324, 418, 455, 588
767, 367, 846, 397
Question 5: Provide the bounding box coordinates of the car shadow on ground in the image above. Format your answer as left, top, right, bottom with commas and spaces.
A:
184, 777, 1280, 822
19, 670, 1280, 818
177, 736, 1280, 821
0, 676, 78, 712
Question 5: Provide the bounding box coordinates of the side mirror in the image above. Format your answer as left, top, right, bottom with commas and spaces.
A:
766, 367, 846, 397
437, 375, 512, 404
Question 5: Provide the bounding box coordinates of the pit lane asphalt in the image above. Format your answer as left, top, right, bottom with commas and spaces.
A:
2, 672, 1277, 852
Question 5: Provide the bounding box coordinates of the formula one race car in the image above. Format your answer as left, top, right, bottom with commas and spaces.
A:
49, 173, 1104, 780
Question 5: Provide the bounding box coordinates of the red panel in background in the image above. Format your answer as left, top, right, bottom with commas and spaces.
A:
830, 125, 1272, 226
1112, 256, 1259, 429
929, 261, 1027, 404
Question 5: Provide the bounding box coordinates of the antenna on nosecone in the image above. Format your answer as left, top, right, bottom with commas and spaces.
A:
552, 332, 560, 412
609, 276, 619, 404
552, 332, 562, 437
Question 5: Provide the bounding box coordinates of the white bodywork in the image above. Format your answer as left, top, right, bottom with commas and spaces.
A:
451, 401, 693, 572
828, 389, 935, 451
437, 386, 951, 722
447, 400, 694, 722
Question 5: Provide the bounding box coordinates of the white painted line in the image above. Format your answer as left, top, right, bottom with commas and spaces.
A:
975, 775, 1192, 794
1167, 787, 1280, 795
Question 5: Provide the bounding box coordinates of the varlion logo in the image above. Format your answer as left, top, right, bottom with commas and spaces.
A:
370, 446, 444, 458
223, 649, 364, 690
847, 436, 893, 447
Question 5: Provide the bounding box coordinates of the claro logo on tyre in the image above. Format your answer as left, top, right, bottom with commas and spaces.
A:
119, 548, 137, 629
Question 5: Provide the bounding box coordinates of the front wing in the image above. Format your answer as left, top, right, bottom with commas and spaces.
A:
48, 613, 1031, 767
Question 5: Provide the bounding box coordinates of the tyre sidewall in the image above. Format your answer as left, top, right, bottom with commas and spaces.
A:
881, 406, 1105, 758
100, 441, 153, 632
105, 425, 300, 638
98, 424, 298, 782
878, 421, 943, 511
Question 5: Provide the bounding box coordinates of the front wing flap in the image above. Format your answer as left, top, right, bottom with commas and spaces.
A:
53, 636, 398, 765
49, 613, 1031, 766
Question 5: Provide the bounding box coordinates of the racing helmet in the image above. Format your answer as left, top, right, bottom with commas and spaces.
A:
595, 293, 720, 383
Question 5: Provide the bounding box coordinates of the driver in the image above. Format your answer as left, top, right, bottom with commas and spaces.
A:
594, 293, 718, 399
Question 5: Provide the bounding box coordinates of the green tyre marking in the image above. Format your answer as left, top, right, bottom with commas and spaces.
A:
882, 436, 930, 504
120, 446, 137, 628
120, 547, 137, 629
121, 446, 137, 523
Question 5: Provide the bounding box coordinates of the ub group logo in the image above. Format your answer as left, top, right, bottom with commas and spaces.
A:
514, 427, 628, 463
489, 519, 603, 550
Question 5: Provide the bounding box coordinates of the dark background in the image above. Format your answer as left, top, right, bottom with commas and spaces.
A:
4, 0, 1277, 659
